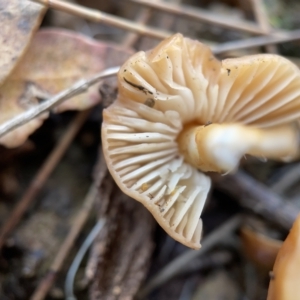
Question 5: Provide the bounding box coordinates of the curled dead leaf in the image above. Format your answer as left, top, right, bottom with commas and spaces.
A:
0, 29, 133, 148
0, 0, 46, 86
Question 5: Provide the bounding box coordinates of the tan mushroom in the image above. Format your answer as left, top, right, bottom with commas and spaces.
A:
267, 214, 300, 300
102, 33, 300, 249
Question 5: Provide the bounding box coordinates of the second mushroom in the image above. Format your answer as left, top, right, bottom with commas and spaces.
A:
102, 34, 300, 249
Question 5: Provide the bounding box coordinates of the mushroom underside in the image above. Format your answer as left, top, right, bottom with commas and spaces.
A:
102, 33, 300, 248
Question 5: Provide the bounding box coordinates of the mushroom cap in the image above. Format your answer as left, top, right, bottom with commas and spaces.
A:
267, 214, 300, 300
102, 33, 300, 249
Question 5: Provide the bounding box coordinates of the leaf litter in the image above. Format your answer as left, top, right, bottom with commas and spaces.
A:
1, 0, 300, 300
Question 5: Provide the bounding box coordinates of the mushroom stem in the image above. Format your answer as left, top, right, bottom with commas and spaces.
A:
178, 123, 299, 173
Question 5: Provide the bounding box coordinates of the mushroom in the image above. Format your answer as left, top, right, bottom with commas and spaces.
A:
102, 33, 300, 249
267, 214, 300, 300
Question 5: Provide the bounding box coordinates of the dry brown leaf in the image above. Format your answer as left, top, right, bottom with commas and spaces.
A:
3, 28, 133, 112
0, 0, 46, 86
0, 29, 133, 148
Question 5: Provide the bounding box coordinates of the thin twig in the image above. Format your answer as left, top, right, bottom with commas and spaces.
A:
0, 110, 90, 250
138, 215, 241, 298
30, 183, 99, 300
122, 0, 181, 48
250, 0, 272, 33
31, 0, 172, 39
129, 0, 272, 35
154, 0, 183, 37
212, 171, 299, 229
250, 0, 277, 52
65, 218, 106, 300
177, 251, 232, 300
121, 6, 154, 47
270, 162, 300, 194
31, 151, 108, 300
181, 250, 233, 275
178, 278, 198, 300
0, 66, 119, 140
212, 29, 300, 54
